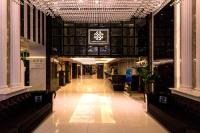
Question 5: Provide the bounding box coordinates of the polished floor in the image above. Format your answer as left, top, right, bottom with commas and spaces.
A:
34, 76, 168, 133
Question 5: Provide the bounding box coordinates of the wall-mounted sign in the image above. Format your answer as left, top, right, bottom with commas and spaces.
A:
30, 58, 45, 69
88, 29, 109, 45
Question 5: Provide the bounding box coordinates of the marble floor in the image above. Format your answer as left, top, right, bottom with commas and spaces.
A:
34, 77, 168, 133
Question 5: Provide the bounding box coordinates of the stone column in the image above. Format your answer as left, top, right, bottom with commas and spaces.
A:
180, 0, 193, 88
0, 0, 8, 89
9, 0, 21, 88
30, 6, 33, 41
174, 2, 181, 88
196, 0, 200, 90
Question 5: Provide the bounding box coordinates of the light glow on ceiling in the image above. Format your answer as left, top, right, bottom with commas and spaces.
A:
28, 0, 166, 23
71, 58, 116, 64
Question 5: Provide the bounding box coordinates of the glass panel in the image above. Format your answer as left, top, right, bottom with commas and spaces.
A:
123, 22, 134, 27
75, 37, 86, 45
138, 47, 148, 56
38, 11, 40, 43
27, 5, 30, 39
135, 28, 138, 37
88, 23, 99, 28
74, 46, 86, 55
64, 23, 74, 27
88, 46, 98, 55
33, 7, 36, 41
64, 28, 75, 36
123, 38, 134, 46
20, 3, 24, 36
123, 47, 134, 56
76, 23, 88, 27
123, 47, 128, 55
111, 28, 122, 36
111, 37, 122, 46
52, 37, 63, 47
99, 46, 110, 55
135, 37, 138, 46
99, 23, 110, 28
52, 28, 63, 36
111, 47, 122, 55
64, 37, 74, 45
123, 28, 134, 36
64, 46, 74, 55
76, 28, 87, 36
111, 23, 122, 27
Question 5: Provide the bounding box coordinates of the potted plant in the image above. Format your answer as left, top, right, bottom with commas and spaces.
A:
136, 60, 155, 103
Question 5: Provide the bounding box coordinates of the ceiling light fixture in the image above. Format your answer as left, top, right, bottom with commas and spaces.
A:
28, 0, 165, 23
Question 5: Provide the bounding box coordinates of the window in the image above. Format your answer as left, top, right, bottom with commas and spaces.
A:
27, 5, 30, 39
38, 10, 40, 44
20, 3, 24, 37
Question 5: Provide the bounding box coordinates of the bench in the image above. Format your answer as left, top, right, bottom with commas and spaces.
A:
148, 93, 200, 133
0, 91, 53, 133
111, 75, 126, 91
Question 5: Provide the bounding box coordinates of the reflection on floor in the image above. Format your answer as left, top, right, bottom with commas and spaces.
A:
34, 77, 168, 133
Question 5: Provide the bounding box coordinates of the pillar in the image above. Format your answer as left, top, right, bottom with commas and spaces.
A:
10, 0, 21, 88
30, 5, 33, 41
174, 2, 181, 88
0, 0, 8, 89
196, 0, 200, 90
180, 0, 193, 88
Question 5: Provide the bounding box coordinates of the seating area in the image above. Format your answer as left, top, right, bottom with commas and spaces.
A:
148, 93, 200, 133
110, 75, 140, 91
111, 75, 126, 91
0, 91, 53, 133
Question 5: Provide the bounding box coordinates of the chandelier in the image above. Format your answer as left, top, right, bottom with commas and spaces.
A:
28, 0, 165, 23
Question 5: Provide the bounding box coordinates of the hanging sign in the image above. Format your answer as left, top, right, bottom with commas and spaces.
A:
88, 29, 109, 45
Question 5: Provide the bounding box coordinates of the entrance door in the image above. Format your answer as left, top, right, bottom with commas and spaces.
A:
97, 64, 104, 79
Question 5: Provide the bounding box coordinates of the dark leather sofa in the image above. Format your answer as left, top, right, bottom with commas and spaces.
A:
111, 75, 126, 91
0, 91, 53, 133
111, 75, 140, 91
148, 93, 200, 133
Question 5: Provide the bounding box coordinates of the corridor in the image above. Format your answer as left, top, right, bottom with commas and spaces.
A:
34, 77, 168, 133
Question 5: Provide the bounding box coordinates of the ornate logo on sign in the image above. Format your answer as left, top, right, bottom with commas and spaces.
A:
94, 30, 104, 41
88, 29, 109, 45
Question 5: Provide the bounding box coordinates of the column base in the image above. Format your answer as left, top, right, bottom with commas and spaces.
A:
0, 85, 8, 89
9, 83, 22, 89
194, 88, 200, 91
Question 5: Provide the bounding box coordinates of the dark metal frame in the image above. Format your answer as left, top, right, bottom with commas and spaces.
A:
51, 18, 148, 57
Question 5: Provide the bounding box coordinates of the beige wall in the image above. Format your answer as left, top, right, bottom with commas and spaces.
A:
29, 45, 46, 91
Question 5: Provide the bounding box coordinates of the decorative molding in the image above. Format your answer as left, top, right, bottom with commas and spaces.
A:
170, 88, 200, 102
0, 86, 31, 101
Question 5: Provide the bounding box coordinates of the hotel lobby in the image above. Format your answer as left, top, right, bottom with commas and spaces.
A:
0, 0, 200, 133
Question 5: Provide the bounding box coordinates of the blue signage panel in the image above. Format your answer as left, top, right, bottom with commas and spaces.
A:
126, 67, 132, 84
